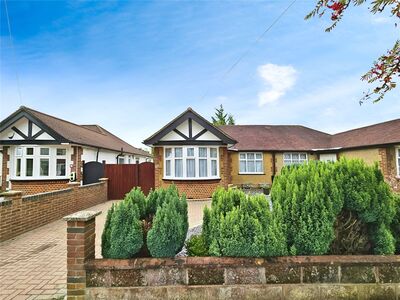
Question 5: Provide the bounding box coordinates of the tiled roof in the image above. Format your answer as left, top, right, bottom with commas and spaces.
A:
219, 119, 400, 151
15, 107, 151, 157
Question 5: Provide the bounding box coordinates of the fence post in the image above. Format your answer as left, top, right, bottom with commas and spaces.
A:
135, 160, 140, 187
64, 210, 101, 300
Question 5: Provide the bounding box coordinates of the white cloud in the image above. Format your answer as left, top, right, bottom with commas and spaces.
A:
257, 63, 297, 106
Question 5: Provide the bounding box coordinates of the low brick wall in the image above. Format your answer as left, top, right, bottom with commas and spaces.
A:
0, 179, 108, 242
10, 179, 70, 195
64, 211, 400, 300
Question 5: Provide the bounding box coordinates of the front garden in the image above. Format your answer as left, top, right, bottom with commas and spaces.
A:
101, 158, 400, 258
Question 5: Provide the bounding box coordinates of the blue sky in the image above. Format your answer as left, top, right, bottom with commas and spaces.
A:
1, 0, 399, 149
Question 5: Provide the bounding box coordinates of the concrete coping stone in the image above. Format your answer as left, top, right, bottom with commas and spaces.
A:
0, 198, 12, 206
0, 190, 23, 197
64, 210, 102, 222
67, 181, 81, 186
79, 182, 103, 189
99, 178, 109, 181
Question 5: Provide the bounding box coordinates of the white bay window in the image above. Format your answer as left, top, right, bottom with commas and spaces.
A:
13, 146, 69, 179
164, 146, 219, 179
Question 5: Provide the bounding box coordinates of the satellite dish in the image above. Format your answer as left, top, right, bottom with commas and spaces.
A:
8, 131, 15, 139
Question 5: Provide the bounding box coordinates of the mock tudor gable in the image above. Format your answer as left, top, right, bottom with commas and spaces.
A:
143, 107, 236, 146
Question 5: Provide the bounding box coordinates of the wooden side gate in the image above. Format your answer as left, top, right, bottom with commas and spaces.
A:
104, 162, 155, 199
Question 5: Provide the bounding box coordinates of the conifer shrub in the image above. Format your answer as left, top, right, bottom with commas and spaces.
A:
101, 185, 188, 258
186, 234, 209, 256
390, 193, 400, 254
203, 188, 287, 257
271, 158, 397, 255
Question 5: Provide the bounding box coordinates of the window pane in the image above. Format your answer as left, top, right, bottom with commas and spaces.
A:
26, 148, 34, 155
186, 159, 195, 177
292, 153, 299, 160
300, 153, 307, 160
175, 159, 183, 177
56, 159, 66, 176
247, 161, 255, 173
247, 153, 255, 160
239, 153, 246, 159
26, 158, 33, 176
211, 160, 217, 176
165, 148, 172, 158
57, 149, 66, 156
118, 157, 125, 164
199, 159, 207, 177
16, 147, 22, 156
40, 148, 49, 155
256, 161, 263, 172
256, 153, 262, 160
175, 148, 183, 158
165, 160, 171, 176
284, 153, 291, 159
40, 159, 49, 176
210, 148, 217, 158
199, 147, 207, 158
240, 161, 246, 173
16, 159, 21, 176
187, 148, 194, 157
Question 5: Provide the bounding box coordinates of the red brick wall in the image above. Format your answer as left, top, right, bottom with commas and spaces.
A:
379, 147, 400, 193
1, 146, 9, 191
154, 146, 230, 199
10, 180, 70, 195
0, 179, 108, 242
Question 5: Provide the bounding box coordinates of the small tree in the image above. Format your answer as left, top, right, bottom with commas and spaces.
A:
101, 203, 115, 258
211, 104, 235, 125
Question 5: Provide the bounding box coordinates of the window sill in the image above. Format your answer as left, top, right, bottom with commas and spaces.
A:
163, 177, 221, 181
238, 172, 265, 175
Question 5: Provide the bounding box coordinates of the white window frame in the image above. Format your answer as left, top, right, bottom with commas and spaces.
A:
283, 152, 308, 166
163, 146, 219, 180
396, 146, 400, 177
118, 156, 125, 164
11, 145, 70, 180
239, 152, 264, 174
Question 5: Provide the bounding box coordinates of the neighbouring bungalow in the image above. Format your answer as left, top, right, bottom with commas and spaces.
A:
144, 107, 400, 199
0, 106, 152, 195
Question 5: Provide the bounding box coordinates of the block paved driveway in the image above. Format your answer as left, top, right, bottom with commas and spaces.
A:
0, 200, 119, 300
0, 199, 210, 300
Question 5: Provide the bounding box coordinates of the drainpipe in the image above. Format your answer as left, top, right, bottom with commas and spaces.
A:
116, 147, 124, 164
271, 152, 276, 182
96, 148, 100, 162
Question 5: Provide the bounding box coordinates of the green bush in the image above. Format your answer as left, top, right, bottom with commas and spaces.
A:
391, 194, 400, 254
108, 200, 143, 258
147, 186, 188, 257
203, 188, 287, 257
271, 158, 397, 255
101, 185, 188, 258
186, 234, 209, 257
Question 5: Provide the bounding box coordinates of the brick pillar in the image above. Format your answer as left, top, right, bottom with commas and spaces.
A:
1, 146, 10, 191
0, 190, 23, 242
64, 211, 101, 300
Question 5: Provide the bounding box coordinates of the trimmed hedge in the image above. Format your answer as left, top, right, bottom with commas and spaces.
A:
101, 185, 188, 258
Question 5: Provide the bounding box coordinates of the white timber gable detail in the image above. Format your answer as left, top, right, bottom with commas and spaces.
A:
0, 117, 56, 142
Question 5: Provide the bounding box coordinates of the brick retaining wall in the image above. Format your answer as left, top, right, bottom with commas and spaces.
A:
64, 211, 400, 300
0, 179, 108, 242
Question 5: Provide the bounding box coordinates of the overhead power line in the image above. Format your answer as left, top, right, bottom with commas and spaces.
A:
200, 0, 297, 101
3, 0, 23, 105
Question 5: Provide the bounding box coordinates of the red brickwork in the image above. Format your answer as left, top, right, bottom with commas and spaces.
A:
379, 147, 400, 193
1, 146, 10, 191
154, 146, 230, 199
0, 179, 108, 242
10, 179, 70, 195
65, 211, 99, 300
71, 146, 83, 182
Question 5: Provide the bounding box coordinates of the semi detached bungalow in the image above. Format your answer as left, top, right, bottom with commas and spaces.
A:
144, 107, 400, 199
0, 106, 151, 195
